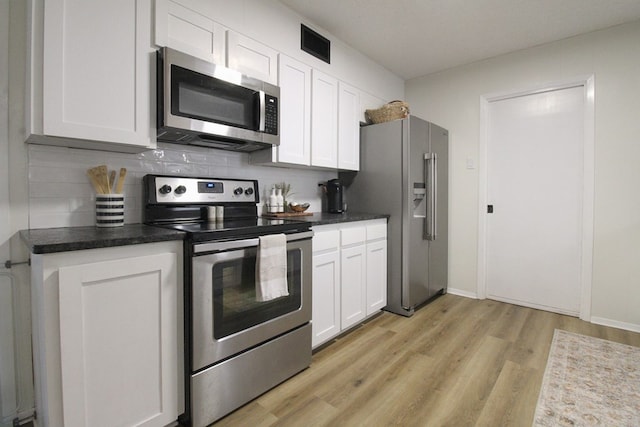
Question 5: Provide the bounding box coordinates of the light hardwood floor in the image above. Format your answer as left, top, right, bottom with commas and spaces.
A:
212, 295, 640, 426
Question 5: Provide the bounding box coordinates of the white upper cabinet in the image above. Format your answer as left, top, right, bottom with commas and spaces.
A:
254, 66, 361, 171
226, 31, 278, 85
29, 0, 156, 152
276, 54, 312, 165
311, 69, 338, 168
155, 0, 226, 64
249, 54, 312, 167
338, 81, 360, 171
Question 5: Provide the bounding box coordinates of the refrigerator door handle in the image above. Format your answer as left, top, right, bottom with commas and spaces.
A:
424, 153, 437, 241
432, 152, 438, 240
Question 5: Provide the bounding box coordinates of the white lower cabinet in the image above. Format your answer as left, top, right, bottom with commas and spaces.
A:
339, 225, 367, 329
311, 237, 341, 348
366, 223, 388, 315
30, 241, 183, 427
312, 219, 387, 348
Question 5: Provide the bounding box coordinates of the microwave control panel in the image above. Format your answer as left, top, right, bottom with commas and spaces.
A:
264, 95, 278, 135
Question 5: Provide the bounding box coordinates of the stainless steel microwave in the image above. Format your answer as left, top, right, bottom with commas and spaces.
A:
157, 47, 279, 152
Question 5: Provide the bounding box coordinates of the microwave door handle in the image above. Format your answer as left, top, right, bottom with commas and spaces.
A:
258, 90, 266, 132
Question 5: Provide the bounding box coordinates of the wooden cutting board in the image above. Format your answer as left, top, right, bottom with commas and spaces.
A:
261, 212, 313, 218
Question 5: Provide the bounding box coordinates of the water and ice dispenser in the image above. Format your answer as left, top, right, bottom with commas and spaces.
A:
413, 182, 426, 218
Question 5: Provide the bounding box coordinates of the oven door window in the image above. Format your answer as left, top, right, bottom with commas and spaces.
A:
171, 65, 259, 131
211, 247, 302, 339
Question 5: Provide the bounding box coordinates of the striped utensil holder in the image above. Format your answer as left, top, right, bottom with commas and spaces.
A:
95, 194, 125, 227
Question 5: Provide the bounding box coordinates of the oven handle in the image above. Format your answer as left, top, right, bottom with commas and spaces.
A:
193, 230, 314, 254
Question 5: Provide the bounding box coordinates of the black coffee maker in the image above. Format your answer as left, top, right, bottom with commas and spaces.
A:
326, 179, 344, 213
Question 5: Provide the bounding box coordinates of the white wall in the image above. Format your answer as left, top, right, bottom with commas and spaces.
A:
2, 1, 34, 424
406, 20, 640, 329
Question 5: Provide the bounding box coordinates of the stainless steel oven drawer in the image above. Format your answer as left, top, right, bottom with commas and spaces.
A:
191, 323, 311, 426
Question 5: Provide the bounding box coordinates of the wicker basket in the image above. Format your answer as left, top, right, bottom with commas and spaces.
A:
365, 100, 410, 124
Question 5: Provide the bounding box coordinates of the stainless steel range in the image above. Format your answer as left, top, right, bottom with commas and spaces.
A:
143, 174, 312, 426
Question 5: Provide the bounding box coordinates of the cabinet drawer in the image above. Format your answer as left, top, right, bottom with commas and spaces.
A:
313, 230, 340, 252
366, 222, 387, 241
340, 226, 366, 246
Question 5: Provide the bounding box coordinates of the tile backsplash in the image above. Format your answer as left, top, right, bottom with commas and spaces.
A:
28, 143, 336, 229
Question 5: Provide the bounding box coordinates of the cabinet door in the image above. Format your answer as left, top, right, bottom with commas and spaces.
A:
340, 244, 367, 329
277, 54, 311, 165
311, 69, 338, 168
366, 239, 387, 314
312, 250, 341, 348
58, 253, 180, 427
155, 0, 226, 64
227, 31, 278, 84
338, 81, 360, 171
42, 0, 155, 149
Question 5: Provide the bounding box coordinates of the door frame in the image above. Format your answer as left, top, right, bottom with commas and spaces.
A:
477, 76, 595, 321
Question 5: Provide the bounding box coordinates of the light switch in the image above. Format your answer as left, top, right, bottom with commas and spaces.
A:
466, 157, 475, 169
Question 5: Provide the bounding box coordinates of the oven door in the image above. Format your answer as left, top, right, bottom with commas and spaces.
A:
191, 231, 312, 371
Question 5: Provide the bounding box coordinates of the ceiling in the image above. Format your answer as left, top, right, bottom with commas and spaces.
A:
279, 0, 640, 80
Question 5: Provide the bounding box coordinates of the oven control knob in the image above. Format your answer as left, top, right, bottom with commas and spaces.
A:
233, 187, 243, 196
159, 185, 172, 194
244, 187, 254, 196
175, 185, 187, 195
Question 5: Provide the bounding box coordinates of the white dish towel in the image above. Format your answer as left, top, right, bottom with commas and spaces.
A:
255, 233, 289, 302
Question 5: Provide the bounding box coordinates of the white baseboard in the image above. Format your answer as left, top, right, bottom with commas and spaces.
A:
446, 288, 478, 299
590, 316, 640, 333
446, 290, 640, 334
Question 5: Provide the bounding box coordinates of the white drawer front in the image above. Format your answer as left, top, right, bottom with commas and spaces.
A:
313, 229, 340, 252
366, 222, 387, 241
340, 226, 366, 246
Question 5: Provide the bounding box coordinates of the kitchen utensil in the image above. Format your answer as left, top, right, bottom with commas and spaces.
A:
87, 165, 109, 194
109, 170, 116, 192
115, 168, 127, 193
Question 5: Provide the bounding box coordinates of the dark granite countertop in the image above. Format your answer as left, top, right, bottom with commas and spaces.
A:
20, 224, 186, 254
298, 212, 389, 226
20, 213, 387, 254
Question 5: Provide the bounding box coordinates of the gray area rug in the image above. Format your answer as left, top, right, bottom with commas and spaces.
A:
533, 329, 640, 426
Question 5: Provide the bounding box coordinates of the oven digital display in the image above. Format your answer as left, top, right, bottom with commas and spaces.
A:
198, 181, 224, 193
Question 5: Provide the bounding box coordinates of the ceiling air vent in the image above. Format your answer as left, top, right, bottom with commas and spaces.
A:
301, 24, 330, 64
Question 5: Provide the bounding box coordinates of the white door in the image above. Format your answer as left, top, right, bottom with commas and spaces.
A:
485, 85, 586, 315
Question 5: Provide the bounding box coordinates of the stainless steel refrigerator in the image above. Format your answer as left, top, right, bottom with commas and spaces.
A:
342, 115, 448, 316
